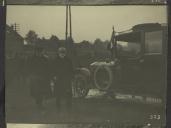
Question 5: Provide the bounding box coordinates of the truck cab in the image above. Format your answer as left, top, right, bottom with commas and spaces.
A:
115, 23, 167, 96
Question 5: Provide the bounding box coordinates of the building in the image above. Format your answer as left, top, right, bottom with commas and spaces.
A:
5, 25, 24, 58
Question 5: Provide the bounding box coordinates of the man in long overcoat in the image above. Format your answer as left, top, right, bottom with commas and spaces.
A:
53, 47, 74, 112
28, 47, 51, 109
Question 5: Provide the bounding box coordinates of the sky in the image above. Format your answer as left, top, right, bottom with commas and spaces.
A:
6, 5, 167, 43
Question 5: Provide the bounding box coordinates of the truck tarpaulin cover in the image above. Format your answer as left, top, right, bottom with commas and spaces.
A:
116, 32, 141, 43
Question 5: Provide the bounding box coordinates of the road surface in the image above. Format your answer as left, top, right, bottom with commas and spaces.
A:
6, 84, 165, 126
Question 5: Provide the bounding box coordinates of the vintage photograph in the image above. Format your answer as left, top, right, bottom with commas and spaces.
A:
5, 5, 167, 127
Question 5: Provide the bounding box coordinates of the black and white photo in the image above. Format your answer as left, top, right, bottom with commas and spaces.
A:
5, 5, 168, 128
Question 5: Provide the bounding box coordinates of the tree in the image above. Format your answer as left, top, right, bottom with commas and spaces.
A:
79, 40, 92, 49
49, 35, 59, 42
94, 38, 102, 44
93, 38, 104, 50
49, 35, 59, 48
25, 30, 38, 45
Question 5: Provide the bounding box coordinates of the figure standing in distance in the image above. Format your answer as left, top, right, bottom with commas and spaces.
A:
28, 47, 51, 111
53, 47, 74, 114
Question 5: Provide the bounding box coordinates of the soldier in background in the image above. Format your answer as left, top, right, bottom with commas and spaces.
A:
28, 47, 51, 110
53, 47, 74, 113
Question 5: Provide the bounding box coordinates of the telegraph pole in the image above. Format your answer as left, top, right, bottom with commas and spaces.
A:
11, 23, 20, 33
65, 2, 68, 43
65, 0, 72, 44
69, 5, 72, 38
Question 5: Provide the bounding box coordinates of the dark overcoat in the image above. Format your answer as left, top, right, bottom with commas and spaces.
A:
28, 55, 52, 99
52, 56, 74, 97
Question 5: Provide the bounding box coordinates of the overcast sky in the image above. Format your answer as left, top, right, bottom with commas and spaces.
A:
6, 5, 167, 43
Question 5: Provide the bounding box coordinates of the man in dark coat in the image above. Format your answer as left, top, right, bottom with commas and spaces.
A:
28, 47, 51, 110
53, 47, 74, 112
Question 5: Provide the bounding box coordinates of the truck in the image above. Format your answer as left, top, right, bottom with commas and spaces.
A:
72, 23, 167, 101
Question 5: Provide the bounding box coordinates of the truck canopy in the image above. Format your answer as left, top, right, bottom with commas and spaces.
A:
116, 23, 163, 43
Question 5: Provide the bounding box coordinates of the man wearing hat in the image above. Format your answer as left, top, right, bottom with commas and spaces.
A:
53, 47, 74, 113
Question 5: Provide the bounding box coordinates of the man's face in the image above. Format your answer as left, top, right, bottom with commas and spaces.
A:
58, 47, 67, 58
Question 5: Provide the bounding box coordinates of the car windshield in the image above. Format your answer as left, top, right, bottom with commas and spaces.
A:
117, 41, 141, 58
144, 30, 163, 54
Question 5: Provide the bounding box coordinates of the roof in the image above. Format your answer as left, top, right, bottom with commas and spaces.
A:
6, 25, 23, 41
116, 23, 166, 43
132, 23, 163, 32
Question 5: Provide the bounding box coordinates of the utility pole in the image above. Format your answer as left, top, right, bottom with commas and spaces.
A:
65, 3, 68, 43
69, 5, 72, 38
11, 23, 20, 33
65, 0, 72, 44
65, 1, 77, 66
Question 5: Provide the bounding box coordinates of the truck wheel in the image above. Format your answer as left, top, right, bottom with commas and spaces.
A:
72, 74, 89, 98
94, 66, 113, 91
